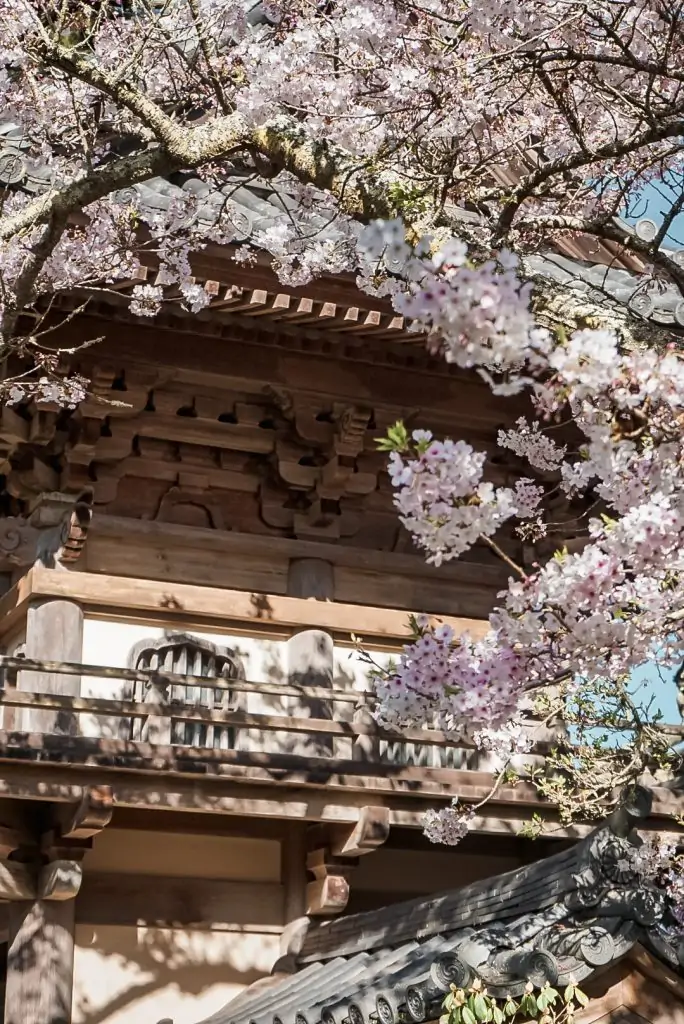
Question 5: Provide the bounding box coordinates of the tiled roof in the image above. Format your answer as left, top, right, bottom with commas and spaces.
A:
196, 789, 682, 1024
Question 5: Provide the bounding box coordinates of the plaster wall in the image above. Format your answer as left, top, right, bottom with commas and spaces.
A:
85, 828, 281, 880
73, 829, 283, 1024
78, 617, 474, 768
73, 924, 279, 1024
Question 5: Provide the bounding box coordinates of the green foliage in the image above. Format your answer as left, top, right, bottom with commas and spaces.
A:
440, 979, 588, 1024
385, 182, 431, 219
376, 420, 410, 452
527, 673, 682, 828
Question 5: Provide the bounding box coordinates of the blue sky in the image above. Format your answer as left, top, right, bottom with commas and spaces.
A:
630, 661, 679, 722
623, 175, 684, 249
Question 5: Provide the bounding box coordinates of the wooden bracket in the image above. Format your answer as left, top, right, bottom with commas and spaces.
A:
0, 853, 84, 902
37, 859, 83, 901
331, 806, 390, 857
305, 807, 390, 916
305, 848, 356, 917
58, 785, 114, 840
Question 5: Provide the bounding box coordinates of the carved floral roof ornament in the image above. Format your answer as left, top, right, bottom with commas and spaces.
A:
203, 787, 684, 1024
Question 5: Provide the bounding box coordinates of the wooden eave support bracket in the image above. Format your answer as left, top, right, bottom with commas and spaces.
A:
306, 806, 390, 916
330, 805, 390, 857
58, 784, 114, 840
0, 785, 112, 903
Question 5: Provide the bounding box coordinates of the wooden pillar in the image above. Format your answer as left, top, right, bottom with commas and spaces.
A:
5, 898, 75, 1024
19, 599, 83, 733
281, 822, 307, 923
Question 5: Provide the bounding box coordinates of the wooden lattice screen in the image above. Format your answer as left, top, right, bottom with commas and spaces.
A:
126, 632, 242, 749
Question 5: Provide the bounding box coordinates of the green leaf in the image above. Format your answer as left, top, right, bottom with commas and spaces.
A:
522, 994, 537, 1017
544, 987, 559, 1005
503, 1000, 518, 1018
536, 991, 549, 1012
492, 1009, 504, 1024
575, 988, 589, 1008
473, 994, 488, 1021
462, 1008, 477, 1024
563, 985, 575, 1004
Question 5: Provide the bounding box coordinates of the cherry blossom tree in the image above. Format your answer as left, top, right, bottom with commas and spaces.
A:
3, 0, 684, 899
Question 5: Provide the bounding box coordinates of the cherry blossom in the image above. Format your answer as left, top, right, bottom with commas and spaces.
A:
423, 801, 475, 846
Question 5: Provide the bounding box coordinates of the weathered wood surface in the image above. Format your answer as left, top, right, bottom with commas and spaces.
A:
281, 823, 308, 924
0, 757, 649, 839
287, 558, 334, 600
0, 728, 536, 788
0, 684, 565, 750
0, 861, 36, 900
20, 599, 83, 734
305, 848, 353, 916
59, 785, 113, 839
88, 515, 505, 618
0, 566, 490, 644
75, 873, 284, 928
577, 948, 684, 1024
2, 674, 681, 744
0, 655, 369, 702
37, 860, 83, 901
0, 728, 679, 842
331, 806, 391, 857
5, 898, 75, 1024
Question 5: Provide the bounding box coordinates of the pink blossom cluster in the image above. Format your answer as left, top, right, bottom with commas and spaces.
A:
473, 720, 533, 760
388, 429, 542, 565
6, 376, 87, 408
374, 619, 528, 734
358, 223, 551, 391
423, 801, 475, 846
635, 837, 684, 928
498, 418, 567, 473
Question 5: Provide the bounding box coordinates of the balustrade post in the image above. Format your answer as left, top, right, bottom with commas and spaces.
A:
286, 629, 334, 757
352, 702, 380, 763
140, 676, 172, 745
18, 599, 83, 734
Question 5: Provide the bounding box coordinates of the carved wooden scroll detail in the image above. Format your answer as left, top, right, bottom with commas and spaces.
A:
0, 490, 93, 570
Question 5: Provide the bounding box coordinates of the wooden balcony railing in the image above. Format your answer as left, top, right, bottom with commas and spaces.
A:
2, 656, 684, 768
0, 653, 493, 766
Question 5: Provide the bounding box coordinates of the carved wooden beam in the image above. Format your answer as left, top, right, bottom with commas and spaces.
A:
305, 807, 390, 916
331, 806, 390, 858
58, 785, 114, 840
